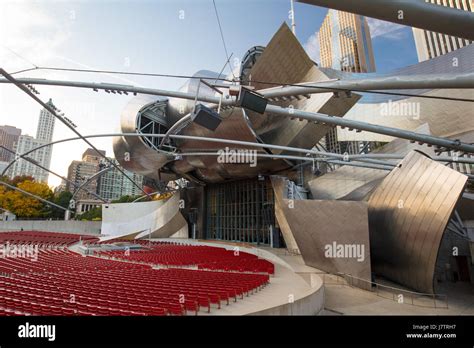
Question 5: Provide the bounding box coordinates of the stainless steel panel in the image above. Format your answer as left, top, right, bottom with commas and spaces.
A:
280, 198, 372, 290
172, 107, 289, 182
368, 150, 468, 293
113, 95, 175, 181
246, 23, 360, 151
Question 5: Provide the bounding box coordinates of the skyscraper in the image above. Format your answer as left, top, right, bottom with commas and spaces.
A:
36, 99, 56, 142
66, 149, 143, 213
9, 99, 56, 183
413, 0, 473, 62
97, 158, 144, 201
319, 9, 376, 73
10, 135, 51, 182
317, 10, 377, 155
66, 148, 106, 200
0, 125, 21, 162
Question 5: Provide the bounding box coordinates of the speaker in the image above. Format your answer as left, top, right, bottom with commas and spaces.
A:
190, 104, 223, 131
237, 88, 268, 114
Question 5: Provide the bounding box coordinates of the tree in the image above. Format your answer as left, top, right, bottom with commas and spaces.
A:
50, 191, 73, 219
111, 195, 142, 203
0, 185, 8, 210
75, 206, 102, 221
10, 175, 35, 187
0, 178, 53, 218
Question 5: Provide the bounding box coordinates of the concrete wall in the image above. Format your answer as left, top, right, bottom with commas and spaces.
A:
0, 220, 101, 235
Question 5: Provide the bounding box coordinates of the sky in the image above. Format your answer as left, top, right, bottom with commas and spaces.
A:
0, 0, 418, 188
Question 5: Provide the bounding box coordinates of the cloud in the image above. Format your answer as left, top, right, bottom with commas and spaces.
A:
304, 32, 320, 64
0, 2, 71, 71
367, 18, 407, 40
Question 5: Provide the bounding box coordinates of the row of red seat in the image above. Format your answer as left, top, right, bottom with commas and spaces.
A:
0, 231, 271, 316
0, 266, 268, 316
98, 243, 274, 274
0, 231, 98, 246
0, 249, 149, 275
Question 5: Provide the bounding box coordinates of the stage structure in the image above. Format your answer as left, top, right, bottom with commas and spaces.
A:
1, 1, 473, 294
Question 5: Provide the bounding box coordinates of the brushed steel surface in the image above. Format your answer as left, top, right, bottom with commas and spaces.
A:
113, 95, 175, 181
246, 24, 360, 152
172, 107, 290, 182
308, 124, 436, 201
368, 150, 468, 293
280, 198, 372, 290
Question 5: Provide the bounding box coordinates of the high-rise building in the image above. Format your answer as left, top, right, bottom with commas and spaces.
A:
318, 9, 376, 73
0, 161, 9, 175
97, 158, 144, 201
318, 10, 377, 156
36, 99, 56, 142
0, 125, 21, 162
10, 135, 51, 182
8, 100, 56, 183
413, 0, 473, 62
66, 150, 143, 211
66, 148, 105, 200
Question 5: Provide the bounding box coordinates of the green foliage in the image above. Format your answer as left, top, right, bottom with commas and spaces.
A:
0, 176, 77, 219
111, 195, 142, 203
50, 191, 73, 219
75, 206, 102, 221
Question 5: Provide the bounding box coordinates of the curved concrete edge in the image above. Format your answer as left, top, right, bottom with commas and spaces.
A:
159, 238, 295, 271
154, 239, 325, 315
249, 273, 325, 315
0, 221, 101, 235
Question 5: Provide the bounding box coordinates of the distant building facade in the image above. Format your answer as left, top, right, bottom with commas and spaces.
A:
0, 125, 21, 162
10, 135, 51, 183
97, 158, 144, 201
318, 10, 377, 156
319, 9, 376, 73
0, 161, 8, 174
54, 180, 67, 194
36, 99, 56, 143
413, 0, 473, 62
8, 99, 56, 183
66, 149, 143, 204
66, 149, 105, 200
